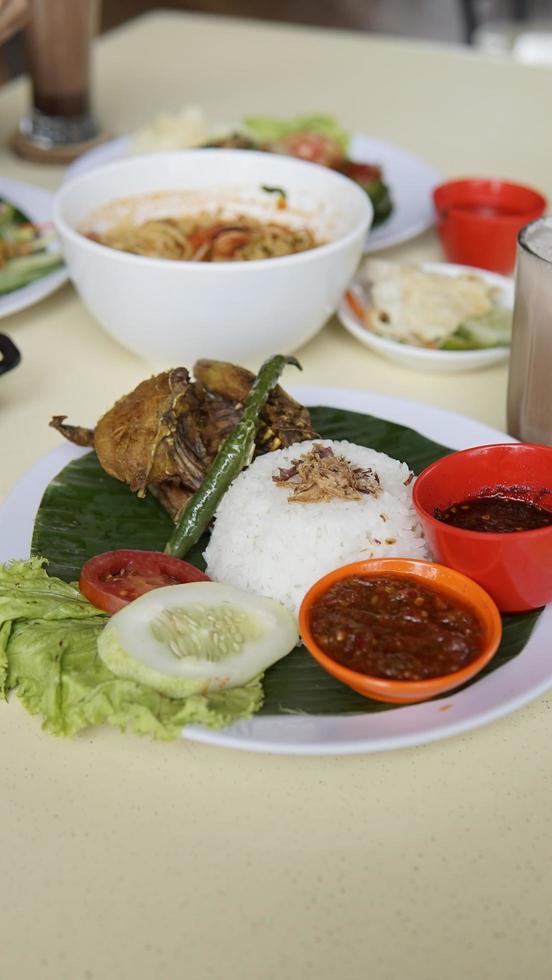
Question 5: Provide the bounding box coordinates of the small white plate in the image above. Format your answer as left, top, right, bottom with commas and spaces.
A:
337, 262, 514, 373
0, 177, 68, 320
64, 132, 440, 253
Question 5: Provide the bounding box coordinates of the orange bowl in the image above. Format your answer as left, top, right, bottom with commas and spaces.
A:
298, 558, 502, 704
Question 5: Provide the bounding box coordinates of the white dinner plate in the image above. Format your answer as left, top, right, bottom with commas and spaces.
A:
337, 262, 513, 373
0, 177, 68, 319
1, 385, 550, 756
64, 133, 440, 253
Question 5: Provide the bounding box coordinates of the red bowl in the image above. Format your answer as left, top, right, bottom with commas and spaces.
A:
412, 443, 552, 613
433, 178, 547, 275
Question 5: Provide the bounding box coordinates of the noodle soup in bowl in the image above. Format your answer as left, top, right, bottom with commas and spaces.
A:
53, 149, 372, 365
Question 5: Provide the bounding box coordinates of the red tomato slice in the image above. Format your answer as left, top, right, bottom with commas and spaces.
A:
339, 160, 382, 187
80, 550, 210, 614
274, 132, 345, 168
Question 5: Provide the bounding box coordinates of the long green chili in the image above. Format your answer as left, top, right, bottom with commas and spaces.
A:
164, 354, 302, 558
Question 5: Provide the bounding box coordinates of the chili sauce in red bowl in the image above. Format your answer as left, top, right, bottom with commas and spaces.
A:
413, 443, 552, 612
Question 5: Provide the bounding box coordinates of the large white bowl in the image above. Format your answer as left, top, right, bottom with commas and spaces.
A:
53, 149, 372, 365
337, 262, 513, 373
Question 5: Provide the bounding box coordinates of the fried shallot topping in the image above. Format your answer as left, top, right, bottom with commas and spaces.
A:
272, 444, 381, 503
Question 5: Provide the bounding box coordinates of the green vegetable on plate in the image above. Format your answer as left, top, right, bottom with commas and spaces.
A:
363, 177, 393, 227
440, 307, 512, 351
98, 581, 298, 698
0, 558, 264, 739
165, 353, 302, 559
0, 200, 33, 228
0, 196, 63, 296
244, 113, 350, 153
242, 113, 393, 227
0, 251, 64, 296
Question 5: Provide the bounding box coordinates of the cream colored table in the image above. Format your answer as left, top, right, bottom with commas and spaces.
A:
1, 13, 551, 980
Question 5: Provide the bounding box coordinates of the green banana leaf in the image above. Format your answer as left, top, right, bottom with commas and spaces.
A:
32, 405, 542, 716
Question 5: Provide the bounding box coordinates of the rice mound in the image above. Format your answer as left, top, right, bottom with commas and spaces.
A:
204, 439, 428, 615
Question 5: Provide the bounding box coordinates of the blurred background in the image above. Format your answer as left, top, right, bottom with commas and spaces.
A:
2, 0, 552, 84
99, 0, 552, 45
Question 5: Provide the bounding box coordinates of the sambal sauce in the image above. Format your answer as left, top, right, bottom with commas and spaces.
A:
434, 494, 552, 533
309, 575, 483, 681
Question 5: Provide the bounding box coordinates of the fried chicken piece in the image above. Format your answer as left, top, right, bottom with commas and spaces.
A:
50, 359, 316, 522
50, 417, 95, 447
194, 359, 315, 452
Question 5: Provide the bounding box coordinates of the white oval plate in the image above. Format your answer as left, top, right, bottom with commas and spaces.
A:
0, 385, 549, 755
64, 133, 440, 253
0, 177, 68, 320
337, 262, 514, 373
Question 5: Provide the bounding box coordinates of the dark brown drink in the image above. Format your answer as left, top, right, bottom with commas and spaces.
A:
18, 0, 100, 151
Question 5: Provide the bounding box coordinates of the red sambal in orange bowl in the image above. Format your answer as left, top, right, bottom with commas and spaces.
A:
299, 558, 502, 704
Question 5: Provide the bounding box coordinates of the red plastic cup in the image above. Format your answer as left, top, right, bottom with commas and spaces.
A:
412, 443, 552, 613
433, 178, 547, 275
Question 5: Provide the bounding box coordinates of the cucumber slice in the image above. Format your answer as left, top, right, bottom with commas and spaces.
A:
98, 581, 299, 698
441, 307, 512, 350
0, 251, 64, 295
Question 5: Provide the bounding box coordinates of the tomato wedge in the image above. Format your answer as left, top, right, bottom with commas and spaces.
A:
339, 160, 382, 187
274, 131, 345, 168
80, 550, 210, 614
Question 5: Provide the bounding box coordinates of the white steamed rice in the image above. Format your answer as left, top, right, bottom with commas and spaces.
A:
204, 439, 428, 614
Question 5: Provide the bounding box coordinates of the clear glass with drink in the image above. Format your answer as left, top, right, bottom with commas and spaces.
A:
507, 216, 552, 445
14, 0, 104, 161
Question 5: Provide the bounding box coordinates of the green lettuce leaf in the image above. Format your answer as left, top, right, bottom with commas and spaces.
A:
243, 113, 349, 151
1, 559, 263, 739
0, 557, 104, 698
